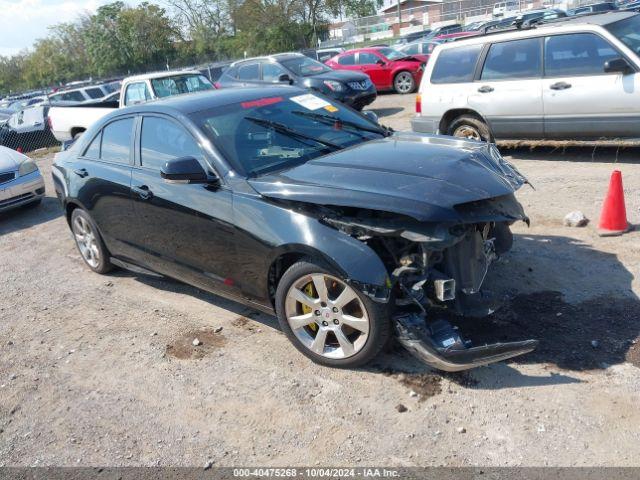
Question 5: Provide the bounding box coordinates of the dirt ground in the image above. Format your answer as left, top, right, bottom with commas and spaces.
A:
1, 92, 639, 467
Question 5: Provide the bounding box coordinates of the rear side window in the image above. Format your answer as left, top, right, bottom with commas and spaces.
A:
431, 44, 482, 84
481, 38, 542, 80
338, 54, 355, 65
83, 131, 101, 159
61, 91, 85, 102
237, 63, 260, 80
85, 88, 104, 99
140, 117, 203, 170
545, 33, 619, 77
100, 118, 133, 164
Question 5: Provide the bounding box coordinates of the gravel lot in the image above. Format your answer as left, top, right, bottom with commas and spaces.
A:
1, 92, 639, 467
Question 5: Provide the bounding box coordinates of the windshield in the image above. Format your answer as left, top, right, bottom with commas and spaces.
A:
151, 74, 214, 98
375, 48, 408, 60
280, 57, 332, 76
190, 92, 385, 177
606, 15, 640, 55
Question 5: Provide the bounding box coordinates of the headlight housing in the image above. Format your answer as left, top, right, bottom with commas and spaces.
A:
18, 159, 38, 177
323, 80, 344, 92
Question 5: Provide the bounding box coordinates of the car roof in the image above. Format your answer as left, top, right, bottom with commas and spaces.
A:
124, 70, 203, 82
230, 53, 305, 66
115, 86, 307, 116
437, 11, 637, 48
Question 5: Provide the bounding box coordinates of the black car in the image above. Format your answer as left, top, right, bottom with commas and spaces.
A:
217, 53, 377, 111
52, 87, 537, 371
422, 24, 463, 39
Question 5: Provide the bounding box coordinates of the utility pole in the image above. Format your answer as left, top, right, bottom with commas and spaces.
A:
397, 0, 402, 34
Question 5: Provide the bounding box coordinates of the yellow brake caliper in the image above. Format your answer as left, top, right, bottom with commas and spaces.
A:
302, 282, 317, 331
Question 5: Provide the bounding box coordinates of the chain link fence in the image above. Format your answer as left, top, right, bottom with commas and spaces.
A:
0, 105, 61, 156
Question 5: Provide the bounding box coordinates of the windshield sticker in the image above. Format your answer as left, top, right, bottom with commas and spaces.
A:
324, 105, 338, 113
241, 96, 283, 109
290, 94, 331, 110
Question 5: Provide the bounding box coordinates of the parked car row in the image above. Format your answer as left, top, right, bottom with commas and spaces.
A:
412, 11, 640, 142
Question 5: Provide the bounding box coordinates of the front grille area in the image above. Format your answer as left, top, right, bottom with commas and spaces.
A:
0, 192, 34, 208
348, 79, 372, 91
0, 171, 16, 184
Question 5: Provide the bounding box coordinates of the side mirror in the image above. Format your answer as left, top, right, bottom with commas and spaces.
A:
376, 59, 386, 66
362, 110, 379, 124
278, 73, 294, 84
161, 156, 215, 184
604, 57, 633, 75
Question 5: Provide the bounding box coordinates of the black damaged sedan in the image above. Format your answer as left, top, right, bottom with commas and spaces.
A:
52, 87, 537, 370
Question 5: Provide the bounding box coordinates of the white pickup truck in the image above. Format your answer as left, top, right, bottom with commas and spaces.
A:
48, 70, 214, 142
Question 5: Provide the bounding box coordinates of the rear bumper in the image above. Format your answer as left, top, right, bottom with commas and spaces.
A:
0, 170, 45, 212
411, 115, 440, 134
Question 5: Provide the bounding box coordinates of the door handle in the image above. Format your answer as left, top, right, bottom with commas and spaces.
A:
550, 81, 572, 90
132, 185, 153, 200
477, 85, 494, 93
73, 168, 88, 178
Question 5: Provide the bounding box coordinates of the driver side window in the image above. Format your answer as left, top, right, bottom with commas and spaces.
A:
262, 62, 287, 82
140, 116, 204, 171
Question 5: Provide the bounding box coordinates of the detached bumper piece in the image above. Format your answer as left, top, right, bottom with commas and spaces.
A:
394, 313, 538, 372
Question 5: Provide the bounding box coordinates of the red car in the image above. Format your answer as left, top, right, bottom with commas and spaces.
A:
325, 47, 424, 94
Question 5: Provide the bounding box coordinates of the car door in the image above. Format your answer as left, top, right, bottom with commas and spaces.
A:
357, 51, 392, 89
468, 37, 544, 138
542, 32, 640, 138
130, 114, 238, 296
70, 117, 137, 259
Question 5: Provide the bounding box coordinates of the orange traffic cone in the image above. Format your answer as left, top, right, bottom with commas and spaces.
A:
598, 170, 629, 236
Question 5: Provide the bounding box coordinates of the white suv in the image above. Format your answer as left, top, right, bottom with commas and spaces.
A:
412, 12, 640, 142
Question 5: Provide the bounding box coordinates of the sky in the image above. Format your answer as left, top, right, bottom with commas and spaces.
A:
0, 0, 142, 57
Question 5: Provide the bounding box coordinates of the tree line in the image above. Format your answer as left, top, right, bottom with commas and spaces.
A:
0, 0, 379, 95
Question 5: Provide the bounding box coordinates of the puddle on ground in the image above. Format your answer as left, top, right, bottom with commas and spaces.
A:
165, 328, 227, 360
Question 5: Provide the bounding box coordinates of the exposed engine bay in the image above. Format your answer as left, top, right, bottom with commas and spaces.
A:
319, 196, 538, 371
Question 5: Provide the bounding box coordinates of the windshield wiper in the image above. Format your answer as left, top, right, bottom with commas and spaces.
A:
292, 110, 393, 137
245, 116, 342, 151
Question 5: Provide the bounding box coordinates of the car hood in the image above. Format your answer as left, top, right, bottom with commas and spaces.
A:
247, 133, 528, 223
308, 69, 370, 83
0, 145, 28, 172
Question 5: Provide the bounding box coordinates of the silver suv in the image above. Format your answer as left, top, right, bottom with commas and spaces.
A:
412, 12, 640, 141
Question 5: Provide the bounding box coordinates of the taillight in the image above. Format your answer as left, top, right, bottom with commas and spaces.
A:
415, 93, 422, 114
213, 82, 222, 89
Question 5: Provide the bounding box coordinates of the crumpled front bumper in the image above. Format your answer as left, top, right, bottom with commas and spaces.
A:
0, 170, 45, 212
394, 313, 538, 372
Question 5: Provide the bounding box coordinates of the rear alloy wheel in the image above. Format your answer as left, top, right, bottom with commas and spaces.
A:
70, 208, 113, 274
275, 261, 391, 368
393, 71, 415, 94
448, 114, 491, 142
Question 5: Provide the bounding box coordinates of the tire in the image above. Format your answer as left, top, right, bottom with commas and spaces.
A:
393, 71, 415, 94
70, 208, 113, 274
447, 114, 492, 142
275, 260, 391, 368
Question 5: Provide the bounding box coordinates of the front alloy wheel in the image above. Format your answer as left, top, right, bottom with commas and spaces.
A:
394, 71, 415, 94
285, 273, 369, 359
275, 260, 391, 368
